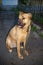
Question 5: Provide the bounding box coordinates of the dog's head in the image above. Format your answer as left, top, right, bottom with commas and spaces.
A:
18, 12, 32, 26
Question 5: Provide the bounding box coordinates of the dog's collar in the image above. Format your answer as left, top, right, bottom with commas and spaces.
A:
17, 22, 26, 28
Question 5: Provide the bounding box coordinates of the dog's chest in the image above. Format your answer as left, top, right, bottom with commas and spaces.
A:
17, 28, 27, 39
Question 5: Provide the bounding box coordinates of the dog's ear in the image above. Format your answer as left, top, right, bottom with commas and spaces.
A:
28, 13, 32, 19
19, 11, 24, 19
19, 11, 24, 15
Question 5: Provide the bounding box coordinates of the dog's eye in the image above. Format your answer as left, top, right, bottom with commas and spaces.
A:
22, 17, 25, 20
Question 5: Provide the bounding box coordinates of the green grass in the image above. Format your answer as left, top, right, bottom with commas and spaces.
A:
40, 17, 43, 24
31, 25, 43, 39
31, 25, 38, 32
39, 33, 43, 38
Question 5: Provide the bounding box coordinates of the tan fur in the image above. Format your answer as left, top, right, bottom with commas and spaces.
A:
6, 12, 32, 59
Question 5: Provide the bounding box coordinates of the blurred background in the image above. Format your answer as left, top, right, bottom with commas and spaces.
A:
0, 0, 43, 26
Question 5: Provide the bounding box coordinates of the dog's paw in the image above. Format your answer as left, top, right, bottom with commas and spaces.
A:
18, 55, 24, 60
9, 49, 12, 53
24, 50, 29, 56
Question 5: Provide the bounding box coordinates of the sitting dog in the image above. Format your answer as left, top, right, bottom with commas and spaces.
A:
6, 11, 32, 59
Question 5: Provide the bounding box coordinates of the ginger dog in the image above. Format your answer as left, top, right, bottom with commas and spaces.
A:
6, 12, 32, 59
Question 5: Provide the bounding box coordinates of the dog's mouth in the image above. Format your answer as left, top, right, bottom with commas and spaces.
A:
18, 19, 26, 28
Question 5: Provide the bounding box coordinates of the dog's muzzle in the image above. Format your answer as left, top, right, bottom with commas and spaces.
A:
18, 19, 26, 28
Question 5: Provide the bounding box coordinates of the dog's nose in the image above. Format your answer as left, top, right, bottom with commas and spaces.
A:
18, 19, 22, 23
23, 23, 26, 25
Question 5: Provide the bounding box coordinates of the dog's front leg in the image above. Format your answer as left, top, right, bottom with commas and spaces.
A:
17, 40, 23, 59
24, 40, 29, 56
